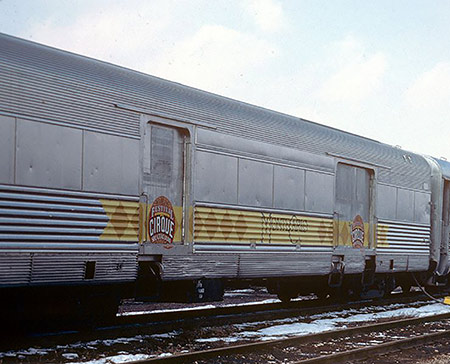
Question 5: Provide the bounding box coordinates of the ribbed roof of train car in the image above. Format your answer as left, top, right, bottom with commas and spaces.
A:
0, 33, 430, 190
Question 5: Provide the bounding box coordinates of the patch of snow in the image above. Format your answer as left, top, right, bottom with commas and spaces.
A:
62, 353, 79, 360
197, 302, 450, 343
151, 330, 181, 339
158, 352, 173, 357
68, 353, 151, 364
119, 304, 217, 316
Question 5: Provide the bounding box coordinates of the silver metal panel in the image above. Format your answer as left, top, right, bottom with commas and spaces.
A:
162, 252, 332, 279
238, 159, 273, 207
195, 151, 238, 204
406, 255, 429, 272
238, 253, 331, 278
0, 253, 31, 285
341, 253, 366, 274
273, 165, 305, 211
0, 115, 15, 184
0, 184, 138, 244
16, 119, 82, 189
397, 188, 414, 222
0, 34, 431, 194
83, 131, 139, 195
162, 255, 239, 280
31, 253, 137, 284
305, 171, 334, 213
335, 164, 370, 222
0, 252, 137, 287
196, 128, 334, 172
377, 184, 397, 221
193, 242, 333, 253
93, 254, 138, 281
143, 124, 184, 206
333, 246, 367, 274
1, 242, 138, 252
0, 183, 139, 200
377, 220, 430, 256
414, 191, 431, 224
376, 254, 407, 273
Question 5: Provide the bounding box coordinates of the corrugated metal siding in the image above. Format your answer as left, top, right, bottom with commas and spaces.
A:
0, 33, 430, 189
377, 220, 430, 255
30, 253, 137, 284
162, 255, 239, 280
0, 252, 137, 286
237, 253, 331, 278
0, 184, 139, 287
0, 253, 31, 285
161, 252, 332, 279
0, 184, 138, 243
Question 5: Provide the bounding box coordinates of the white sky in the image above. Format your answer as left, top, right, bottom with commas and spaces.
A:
1, 0, 449, 159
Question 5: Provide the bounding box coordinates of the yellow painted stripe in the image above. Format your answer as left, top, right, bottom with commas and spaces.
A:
194, 206, 333, 246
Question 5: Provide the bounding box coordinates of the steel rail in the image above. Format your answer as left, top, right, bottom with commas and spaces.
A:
8, 292, 445, 345
293, 329, 450, 364
126, 311, 450, 364
116, 291, 437, 327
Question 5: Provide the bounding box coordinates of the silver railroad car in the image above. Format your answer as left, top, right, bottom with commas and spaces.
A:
0, 33, 448, 308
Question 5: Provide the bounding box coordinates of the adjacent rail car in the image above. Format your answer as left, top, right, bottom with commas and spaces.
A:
0, 33, 449, 312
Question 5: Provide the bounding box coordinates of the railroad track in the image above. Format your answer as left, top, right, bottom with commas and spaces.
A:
8, 291, 440, 341
1, 292, 449, 363
127, 311, 450, 364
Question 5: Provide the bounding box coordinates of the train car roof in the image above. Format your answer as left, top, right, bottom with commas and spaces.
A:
0, 32, 430, 190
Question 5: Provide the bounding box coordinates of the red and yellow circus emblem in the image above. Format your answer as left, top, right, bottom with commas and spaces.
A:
351, 215, 365, 249
148, 196, 176, 248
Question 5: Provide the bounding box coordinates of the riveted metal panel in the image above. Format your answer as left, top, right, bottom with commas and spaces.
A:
377, 184, 397, 220
195, 151, 238, 204
238, 159, 273, 208
397, 188, 414, 222
0, 115, 15, 184
16, 119, 82, 189
273, 166, 305, 211
83, 131, 139, 195
305, 171, 334, 214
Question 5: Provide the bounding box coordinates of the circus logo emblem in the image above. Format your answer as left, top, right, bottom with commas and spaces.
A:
351, 215, 365, 249
148, 196, 176, 248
